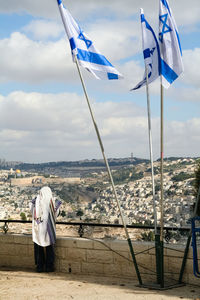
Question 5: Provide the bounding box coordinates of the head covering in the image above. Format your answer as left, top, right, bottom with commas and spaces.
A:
35, 186, 53, 221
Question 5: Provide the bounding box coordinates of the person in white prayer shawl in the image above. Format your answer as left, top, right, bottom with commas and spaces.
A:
30, 186, 61, 272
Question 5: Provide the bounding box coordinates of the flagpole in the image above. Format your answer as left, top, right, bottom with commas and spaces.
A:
160, 83, 164, 242
74, 55, 142, 285
160, 82, 164, 288
145, 67, 157, 235
145, 65, 161, 286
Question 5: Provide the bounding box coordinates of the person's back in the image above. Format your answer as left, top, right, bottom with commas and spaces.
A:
30, 186, 61, 272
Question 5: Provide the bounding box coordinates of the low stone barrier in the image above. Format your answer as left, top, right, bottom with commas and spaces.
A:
0, 233, 198, 285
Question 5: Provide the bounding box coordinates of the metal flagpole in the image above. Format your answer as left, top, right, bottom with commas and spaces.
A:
74, 55, 142, 285
160, 83, 164, 242
145, 66, 162, 286
159, 82, 164, 287
145, 67, 157, 234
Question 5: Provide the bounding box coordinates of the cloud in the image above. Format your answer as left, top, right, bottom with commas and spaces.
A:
1, 0, 200, 32
0, 0, 58, 19
0, 90, 199, 162
0, 19, 140, 85
182, 48, 200, 88
0, 32, 77, 83
23, 20, 63, 40
88, 19, 140, 61
165, 118, 200, 157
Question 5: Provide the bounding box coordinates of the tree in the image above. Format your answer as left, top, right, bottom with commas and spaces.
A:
60, 210, 66, 217
20, 212, 27, 221
76, 209, 84, 218
194, 160, 200, 216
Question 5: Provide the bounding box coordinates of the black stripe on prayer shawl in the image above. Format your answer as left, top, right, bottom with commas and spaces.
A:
47, 199, 56, 244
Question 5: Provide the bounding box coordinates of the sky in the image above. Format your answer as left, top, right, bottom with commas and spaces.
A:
0, 0, 199, 163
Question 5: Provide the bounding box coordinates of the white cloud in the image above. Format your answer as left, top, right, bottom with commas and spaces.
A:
88, 19, 140, 61
23, 20, 63, 40
0, 91, 199, 162
0, 32, 77, 83
1, 0, 200, 32
0, 0, 58, 19
182, 48, 200, 88
0, 19, 140, 84
165, 118, 200, 157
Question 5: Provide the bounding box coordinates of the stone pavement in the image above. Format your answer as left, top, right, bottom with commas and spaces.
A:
0, 268, 200, 300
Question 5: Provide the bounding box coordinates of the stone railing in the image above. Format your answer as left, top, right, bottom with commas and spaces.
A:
0, 233, 198, 285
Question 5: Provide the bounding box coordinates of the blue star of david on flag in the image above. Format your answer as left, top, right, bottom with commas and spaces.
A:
57, 0, 123, 80
78, 31, 92, 49
159, 13, 172, 43
159, 0, 183, 88
131, 9, 160, 90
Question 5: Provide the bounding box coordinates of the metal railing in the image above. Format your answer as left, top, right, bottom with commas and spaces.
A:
0, 219, 190, 241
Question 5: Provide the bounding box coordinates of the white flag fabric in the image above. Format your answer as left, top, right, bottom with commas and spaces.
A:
57, 0, 123, 80
159, 0, 183, 88
132, 8, 160, 90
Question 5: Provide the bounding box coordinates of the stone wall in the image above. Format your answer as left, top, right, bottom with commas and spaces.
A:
10, 176, 81, 186
0, 233, 199, 285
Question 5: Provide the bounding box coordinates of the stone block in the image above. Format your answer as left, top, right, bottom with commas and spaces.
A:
103, 263, 122, 276
57, 237, 78, 248
59, 260, 81, 274
165, 246, 185, 258
86, 249, 113, 264
167, 257, 183, 274
13, 234, 29, 245
0, 243, 9, 254
9, 255, 34, 268
0, 255, 11, 267
81, 262, 104, 275
28, 245, 34, 257
76, 238, 94, 250
66, 248, 86, 262
14, 244, 29, 256
0, 234, 14, 244
2, 243, 16, 256
187, 274, 200, 286
93, 239, 111, 250
54, 259, 60, 272
132, 241, 151, 254
113, 251, 130, 264
135, 253, 152, 268
55, 247, 66, 259
110, 240, 130, 252
121, 262, 136, 278
184, 259, 194, 274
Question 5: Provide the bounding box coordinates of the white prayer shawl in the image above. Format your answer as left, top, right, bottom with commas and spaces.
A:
30, 186, 61, 247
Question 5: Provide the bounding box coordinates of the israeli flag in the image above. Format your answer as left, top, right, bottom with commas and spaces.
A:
159, 0, 183, 88
57, 0, 123, 80
132, 9, 160, 90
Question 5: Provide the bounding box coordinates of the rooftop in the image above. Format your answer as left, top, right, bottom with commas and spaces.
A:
1, 268, 200, 300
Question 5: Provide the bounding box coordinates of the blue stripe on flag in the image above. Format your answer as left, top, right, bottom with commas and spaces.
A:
144, 17, 161, 75
69, 37, 76, 51
77, 49, 113, 66
107, 73, 119, 80
161, 0, 171, 16
161, 0, 169, 10
175, 29, 182, 55
161, 58, 178, 84
143, 48, 151, 59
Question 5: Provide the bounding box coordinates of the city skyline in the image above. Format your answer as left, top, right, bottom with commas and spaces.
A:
0, 0, 199, 163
